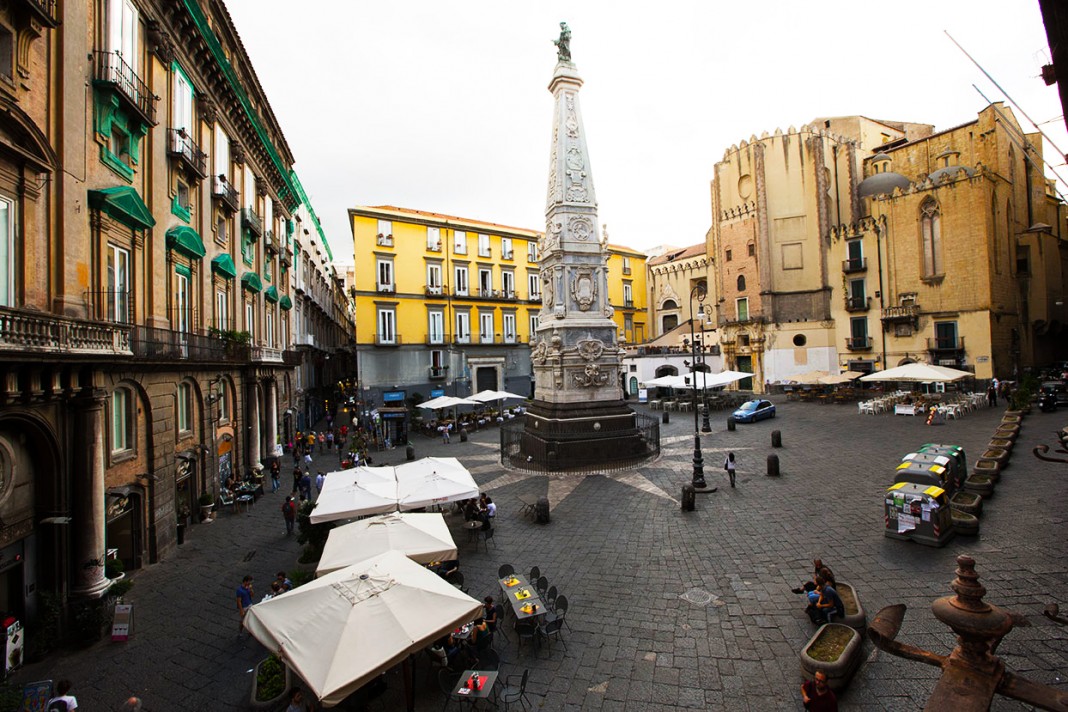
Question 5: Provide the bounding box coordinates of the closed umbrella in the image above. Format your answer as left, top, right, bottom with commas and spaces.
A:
316, 512, 457, 576
244, 550, 482, 706
860, 363, 973, 383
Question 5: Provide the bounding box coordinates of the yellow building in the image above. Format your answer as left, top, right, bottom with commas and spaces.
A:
606, 243, 648, 344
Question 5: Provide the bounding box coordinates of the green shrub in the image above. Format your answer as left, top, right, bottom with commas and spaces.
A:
104, 558, 125, 579
108, 578, 133, 599
289, 569, 314, 589
255, 655, 286, 702
296, 500, 333, 563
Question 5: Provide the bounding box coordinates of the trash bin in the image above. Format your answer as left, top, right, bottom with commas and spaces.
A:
176, 523, 186, 546
899, 452, 958, 495
459, 428, 468, 443
681, 484, 695, 511
884, 482, 954, 547
662, 411, 670, 424
535, 496, 550, 524
727, 417, 736, 431
919, 444, 967, 479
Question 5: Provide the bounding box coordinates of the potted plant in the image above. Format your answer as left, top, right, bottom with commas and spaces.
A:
198, 492, 215, 521
799, 623, 863, 691
104, 558, 125, 581
250, 654, 292, 709
981, 447, 1010, 469
988, 437, 1013, 452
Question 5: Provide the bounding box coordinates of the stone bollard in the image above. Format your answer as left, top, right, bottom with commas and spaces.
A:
535, 496, 551, 524
771, 430, 782, 448
681, 484, 696, 511
767, 453, 780, 476
662, 411, 670, 424
459, 428, 468, 442
406, 444, 415, 461
727, 416, 737, 431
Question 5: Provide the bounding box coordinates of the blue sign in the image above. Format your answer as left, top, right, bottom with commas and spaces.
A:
382, 390, 406, 403
430, 389, 446, 398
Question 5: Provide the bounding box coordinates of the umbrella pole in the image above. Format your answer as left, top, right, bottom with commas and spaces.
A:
403, 654, 415, 711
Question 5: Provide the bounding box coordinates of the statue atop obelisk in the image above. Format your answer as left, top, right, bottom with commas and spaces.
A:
518, 23, 656, 470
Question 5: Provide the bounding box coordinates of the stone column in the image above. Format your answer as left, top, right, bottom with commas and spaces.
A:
71, 389, 110, 599
265, 378, 278, 461
247, 381, 261, 471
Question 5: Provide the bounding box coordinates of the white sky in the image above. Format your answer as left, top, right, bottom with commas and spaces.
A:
226, 0, 1066, 262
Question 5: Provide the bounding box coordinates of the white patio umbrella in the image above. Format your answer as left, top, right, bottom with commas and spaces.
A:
417, 395, 480, 409
395, 457, 479, 511
309, 466, 398, 524
787, 370, 830, 385
316, 512, 457, 576
244, 550, 482, 707
643, 374, 682, 387
490, 389, 527, 401
819, 370, 864, 385
705, 370, 755, 387
860, 363, 973, 383
469, 389, 502, 403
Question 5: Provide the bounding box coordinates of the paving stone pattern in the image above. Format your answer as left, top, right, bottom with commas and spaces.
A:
12, 401, 1068, 710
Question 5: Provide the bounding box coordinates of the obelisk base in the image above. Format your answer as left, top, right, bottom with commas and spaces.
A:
514, 400, 656, 472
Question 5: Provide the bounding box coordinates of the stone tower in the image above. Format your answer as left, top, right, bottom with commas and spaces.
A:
519, 27, 655, 469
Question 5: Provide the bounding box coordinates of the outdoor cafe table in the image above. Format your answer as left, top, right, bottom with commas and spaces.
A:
498, 575, 545, 621
451, 670, 498, 709
463, 520, 483, 542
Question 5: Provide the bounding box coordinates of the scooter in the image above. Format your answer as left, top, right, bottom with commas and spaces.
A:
1038, 389, 1058, 412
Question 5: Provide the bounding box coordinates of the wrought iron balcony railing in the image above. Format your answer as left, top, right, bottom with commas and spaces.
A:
93, 51, 157, 126
927, 337, 965, 353
845, 296, 871, 313
842, 257, 867, 273
845, 336, 873, 351
424, 285, 448, 297
242, 208, 263, 238
167, 129, 207, 178
426, 333, 450, 346
212, 176, 239, 213
374, 334, 402, 346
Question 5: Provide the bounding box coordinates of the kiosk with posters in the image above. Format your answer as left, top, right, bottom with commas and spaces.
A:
884, 482, 954, 547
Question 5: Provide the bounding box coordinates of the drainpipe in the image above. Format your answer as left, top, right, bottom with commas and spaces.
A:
874, 218, 888, 370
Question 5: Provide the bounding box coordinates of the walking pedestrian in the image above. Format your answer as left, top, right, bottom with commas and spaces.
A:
281, 497, 297, 535
441, 425, 450, 445
987, 383, 997, 407
119, 697, 143, 712
236, 575, 254, 631
270, 460, 281, 493
299, 470, 312, 501
326, 431, 334, 450
306, 432, 316, 455
46, 679, 78, 710
303, 451, 313, 469
724, 452, 737, 488
292, 466, 302, 495
315, 470, 325, 495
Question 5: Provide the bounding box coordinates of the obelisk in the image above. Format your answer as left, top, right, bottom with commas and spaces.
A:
520, 23, 654, 470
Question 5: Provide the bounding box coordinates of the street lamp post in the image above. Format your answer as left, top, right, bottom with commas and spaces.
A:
688, 285, 711, 489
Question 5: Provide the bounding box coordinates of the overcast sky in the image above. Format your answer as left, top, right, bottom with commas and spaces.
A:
226, 1, 1066, 263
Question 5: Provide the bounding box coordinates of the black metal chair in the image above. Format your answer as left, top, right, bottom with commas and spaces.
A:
480, 528, 496, 551
528, 565, 540, 582
437, 668, 461, 711
477, 647, 500, 672
534, 576, 548, 597
546, 594, 570, 632
450, 571, 468, 594
499, 669, 532, 711
514, 621, 539, 656
544, 585, 558, 609
497, 564, 515, 579
539, 617, 567, 654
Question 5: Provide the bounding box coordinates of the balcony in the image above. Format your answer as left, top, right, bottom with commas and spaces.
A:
167, 129, 207, 179
282, 349, 302, 366
295, 334, 316, 348
212, 176, 239, 213
927, 337, 965, 356
501, 290, 517, 301
845, 336, 873, 351
0, 306, 131, 356
719, 312, 766, 327
264, 230, 279, 255
374, 334, 402, 346
842, 257, 867, 274
623, 266, 632, 275
250, 345, 283, 364
502, 250, 514, 260
376, 233, 393, 247
502, 333, 518, 345
527, 293, 542, 304
279, 250, 292, 268
473, 288, 499, 299
624, 299, 635, 309
453, 334, 471, 345
845, 296, 871, 313
93, 51, 158, 126
129, 326, 250, 363
376, 284, 396, 295
16, 0, 60, 27
426, 333, 451, 346
429, 366, 448, 379
424, 285, 448, 297
882, 304, 920, 323
242, 208, 263, 238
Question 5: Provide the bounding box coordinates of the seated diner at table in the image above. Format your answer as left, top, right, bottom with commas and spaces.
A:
432, 559, 460, 582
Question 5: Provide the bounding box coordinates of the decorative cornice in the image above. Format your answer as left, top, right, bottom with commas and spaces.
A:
198, 95, 217, 126
146, 19, 177, 66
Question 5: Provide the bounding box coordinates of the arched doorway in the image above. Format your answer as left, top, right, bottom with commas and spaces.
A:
654, 365, 678, 378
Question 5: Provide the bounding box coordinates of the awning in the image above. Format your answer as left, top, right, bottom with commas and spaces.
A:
87, 186, 156, 230
280, 295, 293, 310
165, 225, 206, 260
211, 253, 237, 280
265, 286, 279, 303
241, 272, 262, 293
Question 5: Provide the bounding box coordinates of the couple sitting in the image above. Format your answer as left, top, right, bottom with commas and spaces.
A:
792, 559, 844, 625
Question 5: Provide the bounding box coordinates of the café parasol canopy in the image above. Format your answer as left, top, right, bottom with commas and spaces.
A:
859, 363, 973, 383
394, 457, 480, 511
316, 512, 457, 576
308, 466, 399, 524
819, 370, 865, 385
244, 550, 482, 706
416, 395, 481, 410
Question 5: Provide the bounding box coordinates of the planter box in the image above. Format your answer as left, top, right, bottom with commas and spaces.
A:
972, 458, 1001, 482
988, 437, 1013, 451
1003, 410, 1023, 420
993, 425, 1019, 441
950, 490, 983, 516
981, 447, 1009, 468
952, 509, 980, 536
835, 581, 867, 631
963, 474, 995, 499
250, 656, 293, 710
799, 623, 863, 691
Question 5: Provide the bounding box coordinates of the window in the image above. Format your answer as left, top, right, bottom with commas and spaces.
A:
849, 278, 866, 308
662, 314, 678, 333
264, 255, 272, 283
478, 233, 490, 257
175, 270, 190, 333
426, 263, 443, 294
528, 273, 540, 299
792, 334, 807, 347
846, 239, 863, 270
454, 230, 467, 255
455, 312, 470, 343
747, 243, 755, 257
480, 311, 495, 343
0, 197, 10, 307
107, 0, 138, 70
173, 65, 193, 132
376, 220, 392, 245
501, 237, 513, 259
427, 226, 441, 251
725, 249, 733, 262
849, 317, 868, 346
736, 275, 746, 291
214, 125, 229, 181
501, 271, 515, 298
430, 349, 446, 377
216, 214, 229, 246
623, 283, 633, 307
177, 382, 191, 433
527, 241, 538, 262
454, 266, 469, 296
242, 166, 254, 210
478, 268, 493, 296
622, 256, 631, 274
111, 388, 131, 452
0, 27, 13, 81
107, 244, 130, 322
1016, 244, 1031, 276
503, 313, 516, 343
216, 289, 229, 329
245, 300, 255, 338
662, 299, 678, 311
241, 230, 254, 265
265, 308, 274, 346
377, 308, 396, 344
529, 314, 539, 337
624, 314, 633, 341
217, 382, 229, 423
736, 297, 749, 321
377, 259, 394, 292
428, 311, 445, 344
920, 198, 943, 277
935, 321, 958, 350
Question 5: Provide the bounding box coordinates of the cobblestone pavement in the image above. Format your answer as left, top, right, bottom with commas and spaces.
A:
12, 401, 1068, 710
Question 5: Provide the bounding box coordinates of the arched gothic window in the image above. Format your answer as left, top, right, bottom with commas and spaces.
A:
920, 198, 942, 277
736, 275, 746, 291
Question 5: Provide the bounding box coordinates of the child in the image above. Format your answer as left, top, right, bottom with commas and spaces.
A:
724, 452, 737, 488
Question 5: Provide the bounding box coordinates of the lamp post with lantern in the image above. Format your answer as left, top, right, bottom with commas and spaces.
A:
687, 284, 714, 489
